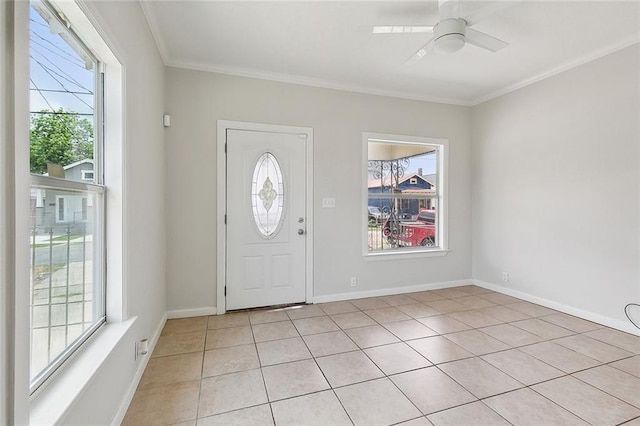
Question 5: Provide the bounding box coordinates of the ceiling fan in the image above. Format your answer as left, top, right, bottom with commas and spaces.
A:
372, 0, 509, 63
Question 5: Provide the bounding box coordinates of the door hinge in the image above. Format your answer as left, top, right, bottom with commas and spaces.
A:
224, 143, 227, 154
224, 286, 226, 296
224, 214, 227, 225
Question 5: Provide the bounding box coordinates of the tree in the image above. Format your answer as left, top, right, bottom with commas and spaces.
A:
30, 109, 94, 174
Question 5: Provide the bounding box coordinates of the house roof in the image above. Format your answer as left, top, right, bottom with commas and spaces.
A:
63, 159, 94, 170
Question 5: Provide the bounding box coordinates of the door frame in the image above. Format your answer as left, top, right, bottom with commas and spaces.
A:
216, 120, 314, 315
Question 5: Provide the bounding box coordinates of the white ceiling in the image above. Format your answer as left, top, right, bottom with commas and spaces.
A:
140, 1, 640, 106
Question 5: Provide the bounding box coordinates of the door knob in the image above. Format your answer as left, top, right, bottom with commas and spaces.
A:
298, 229, 305, 235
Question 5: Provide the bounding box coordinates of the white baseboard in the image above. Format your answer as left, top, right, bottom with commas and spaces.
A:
312, 279, 474, 304
111, 312, 167, 426
167, 306, 217, 319
473, 279, 640, 336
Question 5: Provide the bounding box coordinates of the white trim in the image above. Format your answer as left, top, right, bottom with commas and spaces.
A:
110, 313, 166, 426
313, 279, 474, 304
167, 307, 217, 320
364, 249, 449, 261
471, 37, 640, 106
473, 279, 640, 336
216, 120, 314, 315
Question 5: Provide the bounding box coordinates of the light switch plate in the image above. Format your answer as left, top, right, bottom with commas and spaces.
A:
322, 197, 336, 208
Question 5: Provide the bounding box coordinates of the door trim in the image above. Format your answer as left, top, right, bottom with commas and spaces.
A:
216, 120, 314, 315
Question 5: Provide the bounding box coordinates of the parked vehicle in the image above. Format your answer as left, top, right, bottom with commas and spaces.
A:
367, 206, 388, 225
383, 209, 436, 247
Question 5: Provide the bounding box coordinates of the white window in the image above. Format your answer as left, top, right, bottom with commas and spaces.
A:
363, 132, 448, 257
29, 0, 106, 391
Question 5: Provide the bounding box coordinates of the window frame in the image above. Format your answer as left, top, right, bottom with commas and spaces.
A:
28, 0, 106, 393
362, 132, 449, 259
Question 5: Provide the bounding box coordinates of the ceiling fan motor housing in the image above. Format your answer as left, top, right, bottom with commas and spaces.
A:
433, 18, 467, 54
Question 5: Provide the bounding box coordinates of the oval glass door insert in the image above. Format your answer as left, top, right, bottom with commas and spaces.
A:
251, 152, 285, 238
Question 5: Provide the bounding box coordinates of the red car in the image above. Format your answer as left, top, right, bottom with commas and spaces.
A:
383, 210, 436, 247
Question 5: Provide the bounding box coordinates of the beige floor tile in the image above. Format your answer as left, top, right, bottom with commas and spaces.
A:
262, 359, 329, 401
438, 357, 523, 398
396, 303, 441, 319
383, 319, 438, 340
479, 324, 543, 347
520, 341, 601, 373
451, 296, 497, 309
484, 388, 588, 426
172, 421, 196, 426
153, 331, 206, 357
456, 286, 494, 296
139, 352, 203, 388
256, 337, 311, 366
249, 309, 289, 325
335, 378, 422, 425
292, 316, 339, 335
199, 369, 268, 417
478, 293, 522, 305
271, 390, 352, 426
511, 318, 574, 339
574, 365, 640, 408
425, 299, 469, 314
202, 344, 259, 377
417, 315, 472, 334
408, 291, 447, 303
364, 342, 431, 375
252, 321, 299, 343
284, 304, 325, 320
345, 324, 400, 348
585, 328, 640, 354
391, 367, 476, 414
444, 330, 510, 355
506, 302, 557, 317
481, 348, 564, 385
448, 310, 503, 328
554, 334, 633, 363
539, 313, 603, 333
380, 294, 420, 306
205, 326, 253, 350
302, 330, 359, 357
477, 305, 531, 322
364, 307, 412, 323
432, 288, 471, 298
316, 350, 384, 387
611, 355, 640, 378
350, 297, 391, 310
162, 317, 208, 335
207, 312, 250, 329
197, 405, 273, 426
408, 336, 474, 364
122, 380, 200, 425
533, 376, 640, 425
317, 301, 359, 315
397, 417, 433, 426
620, 417, 640, 426
330, 311, 377, 329
427, 401, 510, 426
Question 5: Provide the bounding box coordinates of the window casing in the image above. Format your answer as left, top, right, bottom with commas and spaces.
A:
29, 0, 105, 391
363, 132, 448, 257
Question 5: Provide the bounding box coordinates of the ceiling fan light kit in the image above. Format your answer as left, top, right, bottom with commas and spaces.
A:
433, 18, 466, 54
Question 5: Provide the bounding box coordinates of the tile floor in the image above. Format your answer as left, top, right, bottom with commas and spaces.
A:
123, 285, 640, 426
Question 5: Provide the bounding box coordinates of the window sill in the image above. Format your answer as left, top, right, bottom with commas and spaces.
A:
364, 248, 450, 261
30, 318, 136, 425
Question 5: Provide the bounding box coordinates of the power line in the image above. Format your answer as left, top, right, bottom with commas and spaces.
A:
30, 29, 86, 67
30, 111, 94, 117
30, 88, 92, 96
30, 78, 55, 111
30, 47, 93, 93
31, 57, 93, 111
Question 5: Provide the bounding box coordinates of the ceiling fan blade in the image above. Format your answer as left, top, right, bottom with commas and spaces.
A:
465, 27, 508, 52
405, 38, 435, 65
438, 0, 459, 21
370, 25, 434, 34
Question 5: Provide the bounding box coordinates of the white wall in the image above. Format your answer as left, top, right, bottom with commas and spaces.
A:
165, 69, 472, 312
471, 45, 640, 330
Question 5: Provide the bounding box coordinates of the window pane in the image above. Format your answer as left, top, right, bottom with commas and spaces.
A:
29, 186, 104, 382
30, 0, 97, 183
251, 153, 285, 238
367, 140, 440, 253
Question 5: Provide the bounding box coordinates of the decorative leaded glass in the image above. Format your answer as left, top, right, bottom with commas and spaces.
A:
251, 152, 285, 237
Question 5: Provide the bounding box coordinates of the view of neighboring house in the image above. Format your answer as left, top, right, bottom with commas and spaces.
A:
31, 159, 95, 230
368, 169, 436, 216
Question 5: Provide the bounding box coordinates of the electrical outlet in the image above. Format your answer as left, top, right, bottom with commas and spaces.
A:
502, 272, 510, 283
350, 276, 357, 287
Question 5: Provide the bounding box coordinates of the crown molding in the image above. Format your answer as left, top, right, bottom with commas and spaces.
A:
138, 0, 170, 65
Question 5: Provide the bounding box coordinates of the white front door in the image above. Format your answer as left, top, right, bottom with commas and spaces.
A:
226, 129, 307, 310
